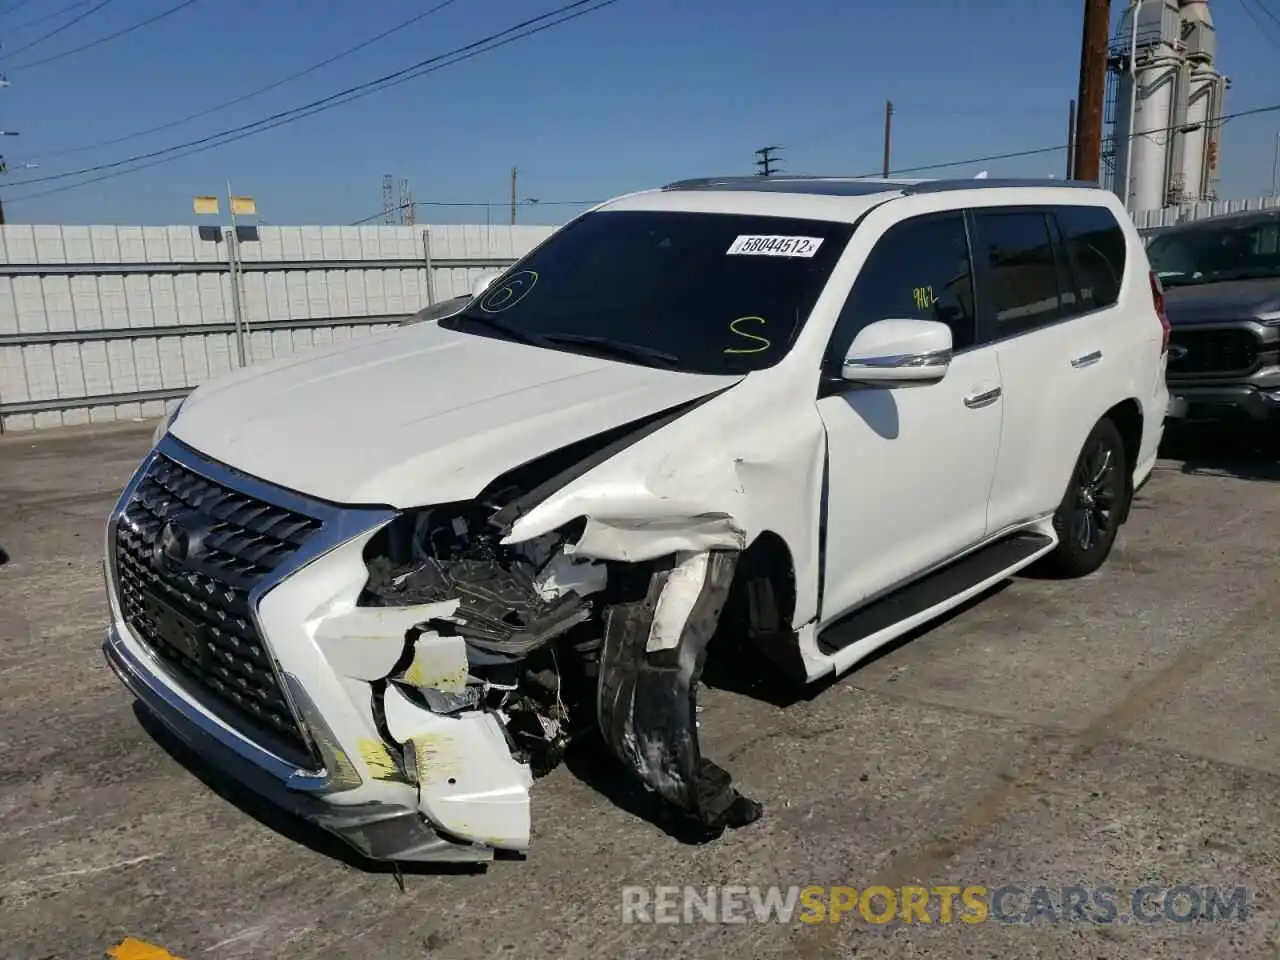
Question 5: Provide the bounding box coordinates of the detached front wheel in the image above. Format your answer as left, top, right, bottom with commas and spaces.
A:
1042, 416, 1130, 578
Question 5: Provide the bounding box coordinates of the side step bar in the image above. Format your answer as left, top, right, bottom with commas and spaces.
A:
817, 532, 1055, 655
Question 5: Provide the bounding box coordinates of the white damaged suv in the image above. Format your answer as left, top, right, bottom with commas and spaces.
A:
104, 176, 1171, 863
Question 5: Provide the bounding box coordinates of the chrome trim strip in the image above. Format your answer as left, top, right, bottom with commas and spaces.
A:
107, 433, 398, 792
843, 348, 952, 372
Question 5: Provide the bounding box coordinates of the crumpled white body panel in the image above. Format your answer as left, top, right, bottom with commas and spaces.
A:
383, 683, 534, 851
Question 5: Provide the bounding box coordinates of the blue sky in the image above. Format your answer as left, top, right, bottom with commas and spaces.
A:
1, 0, 1277, 226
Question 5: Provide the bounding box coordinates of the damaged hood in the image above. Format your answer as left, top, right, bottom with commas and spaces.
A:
171, 321, 742, 508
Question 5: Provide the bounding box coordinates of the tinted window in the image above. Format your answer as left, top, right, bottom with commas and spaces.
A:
974, 211, 1062, 336
1146, 213, 1280, 288
1047, 214, 1080, 314
444, 210, 854, 374
1057, 205, 1125, 309
826, 213, 976, 367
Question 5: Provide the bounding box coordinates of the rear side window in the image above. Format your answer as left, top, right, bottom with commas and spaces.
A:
1056, 205, 1126, 311
825, 213, 977, 368
972, 211, 1063, 337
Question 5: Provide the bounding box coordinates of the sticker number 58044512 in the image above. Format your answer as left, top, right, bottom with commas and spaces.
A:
726, 235, 824, 258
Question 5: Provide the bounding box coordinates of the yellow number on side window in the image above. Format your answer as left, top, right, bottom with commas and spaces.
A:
912, 286, 938, 310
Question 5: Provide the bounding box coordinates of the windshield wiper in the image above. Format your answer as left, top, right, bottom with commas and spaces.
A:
454, 312, 544, 346
539, 333, 682, 368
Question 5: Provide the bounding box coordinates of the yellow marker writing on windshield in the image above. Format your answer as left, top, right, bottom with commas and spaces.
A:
913, 286, 938, 310
725, 315, 772, 354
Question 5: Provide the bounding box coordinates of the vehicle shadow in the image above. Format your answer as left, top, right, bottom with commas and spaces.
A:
561, 735, 741, 847
132, 704, 488, 877
0, 546, 8, 565
1160, 423, 1280, 482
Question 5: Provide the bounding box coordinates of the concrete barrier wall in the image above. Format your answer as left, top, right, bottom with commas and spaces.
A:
4, 193, 1276, 433
0, 222, 558, 432
1132, 193, 1280, 231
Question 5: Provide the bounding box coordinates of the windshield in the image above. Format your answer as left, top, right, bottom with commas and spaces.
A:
441, 210, 855, 374
1146, 215, 1280, 288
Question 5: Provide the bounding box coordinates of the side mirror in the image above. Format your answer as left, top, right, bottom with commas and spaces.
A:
471, 270, 503, 299
842, 318, 953, 385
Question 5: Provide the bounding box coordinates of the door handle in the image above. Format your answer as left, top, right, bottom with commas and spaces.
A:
963, 386, 1001, 409
1071, 350, 1103, 368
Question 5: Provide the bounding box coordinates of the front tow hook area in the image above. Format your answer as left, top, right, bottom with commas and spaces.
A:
595, 550, 763, 834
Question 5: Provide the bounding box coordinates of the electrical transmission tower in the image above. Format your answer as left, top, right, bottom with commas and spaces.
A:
754, 145, 782, 177
0, 75, 13, 225
382, 174, 396, 224
398, 177, 414, 225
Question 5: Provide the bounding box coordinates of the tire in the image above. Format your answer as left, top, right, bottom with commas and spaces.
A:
1041, 416, 1130, 579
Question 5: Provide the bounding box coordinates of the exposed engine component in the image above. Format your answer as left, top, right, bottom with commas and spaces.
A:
362, 506, 607, 777
358, 495, 761, 836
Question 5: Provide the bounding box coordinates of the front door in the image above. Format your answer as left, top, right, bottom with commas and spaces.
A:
816, 211, 1002, 624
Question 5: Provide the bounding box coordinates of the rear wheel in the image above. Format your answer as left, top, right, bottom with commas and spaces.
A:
1042, 416, 1130, 578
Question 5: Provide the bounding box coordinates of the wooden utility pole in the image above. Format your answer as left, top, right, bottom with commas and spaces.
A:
882, 101, 894, 177
754, 146, 781, 177
510, 167, 517, 225
1066, 99, 1077, 179
1073, 0, 1111, 182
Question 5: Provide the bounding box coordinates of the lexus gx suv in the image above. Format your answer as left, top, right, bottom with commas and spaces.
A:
104, 176, 1172, 865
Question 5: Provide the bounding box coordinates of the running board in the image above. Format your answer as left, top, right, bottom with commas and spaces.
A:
817, 532, 1055, 655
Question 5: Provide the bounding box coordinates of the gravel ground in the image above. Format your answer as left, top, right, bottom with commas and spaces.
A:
0, 421, 1276, 960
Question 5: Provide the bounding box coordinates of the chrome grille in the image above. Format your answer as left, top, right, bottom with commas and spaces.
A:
114, 453, 323, 767
1167, 328, 1261, 377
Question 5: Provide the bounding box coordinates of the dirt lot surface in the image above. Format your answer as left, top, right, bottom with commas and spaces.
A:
1, 421, 1277, 960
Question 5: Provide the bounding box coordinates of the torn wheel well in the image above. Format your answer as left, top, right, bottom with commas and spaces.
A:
715, 531, 801, 676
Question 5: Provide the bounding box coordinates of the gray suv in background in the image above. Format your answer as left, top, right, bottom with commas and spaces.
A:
1147, 209, 1280, 434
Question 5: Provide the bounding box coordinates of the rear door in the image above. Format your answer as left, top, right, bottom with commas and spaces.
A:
975, 204, 1128, 532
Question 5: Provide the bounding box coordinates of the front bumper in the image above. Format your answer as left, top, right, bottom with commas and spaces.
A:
104, 623, 492, 863
1165, 383, 1280, 423
101, 435, 528, 864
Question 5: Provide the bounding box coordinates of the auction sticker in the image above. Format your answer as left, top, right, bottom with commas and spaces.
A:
726, 235, 824, 257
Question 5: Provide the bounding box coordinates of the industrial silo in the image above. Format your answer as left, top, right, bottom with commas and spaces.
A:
1105, 0, 1229, 213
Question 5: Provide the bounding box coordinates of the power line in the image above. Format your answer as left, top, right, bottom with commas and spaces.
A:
350, 198, 601, 224
6, 0, 93, 33
4, 0, 618, 195
1237, 0, 1280, 43
1247, 0, 1280, 29
875, 101, 1280, 178
0, 0, 112, 61
33, 0, 462, 158
7, 0, 203, 71
878, 144, 1067, 176
0, 0, 39, 17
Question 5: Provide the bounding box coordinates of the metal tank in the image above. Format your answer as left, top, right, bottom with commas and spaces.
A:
1174, 0, 1226, 202
1113, 0, 1181, 212
1106, 0, 1229, 213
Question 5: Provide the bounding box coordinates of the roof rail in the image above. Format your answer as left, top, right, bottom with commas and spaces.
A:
900, 177, 1106, 194
659, 175, 1107, 198
661, 175, 914, 191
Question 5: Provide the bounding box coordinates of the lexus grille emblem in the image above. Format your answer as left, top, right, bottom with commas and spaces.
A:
150, 509, 210, 573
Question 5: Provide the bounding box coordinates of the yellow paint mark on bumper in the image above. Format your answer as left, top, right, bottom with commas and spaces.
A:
357, 737, 406, 781
106, 938, 185, 960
